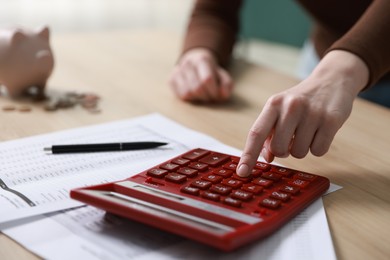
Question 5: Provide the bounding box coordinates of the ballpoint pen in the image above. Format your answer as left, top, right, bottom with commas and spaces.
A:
44, 141, 168, 154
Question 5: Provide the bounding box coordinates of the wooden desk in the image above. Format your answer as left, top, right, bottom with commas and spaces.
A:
1, 30, 389, 260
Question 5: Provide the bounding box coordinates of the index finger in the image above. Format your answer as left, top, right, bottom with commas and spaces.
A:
237, 107, 278, 177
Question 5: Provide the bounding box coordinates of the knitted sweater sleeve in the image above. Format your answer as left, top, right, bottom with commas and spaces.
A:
181, 0, 243, 67
327, 0, 390, 87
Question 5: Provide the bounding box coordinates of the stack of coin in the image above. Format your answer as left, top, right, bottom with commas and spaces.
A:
2, 105, 17, 112
1, 104, 33, 112
79, 93, 101, 113
1, 89, 101, 114
43, 91, 101, 113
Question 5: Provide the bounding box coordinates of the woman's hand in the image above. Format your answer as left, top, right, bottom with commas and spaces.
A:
236, 50, 370, 177
169, 48, 233, 102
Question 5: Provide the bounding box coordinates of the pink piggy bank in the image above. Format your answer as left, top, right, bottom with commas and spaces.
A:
0, 26, 54, 98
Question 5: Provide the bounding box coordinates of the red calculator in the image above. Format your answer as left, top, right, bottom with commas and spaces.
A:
70, 148, 330, 251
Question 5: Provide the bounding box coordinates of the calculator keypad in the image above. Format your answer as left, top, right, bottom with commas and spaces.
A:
134, 148, 326, 215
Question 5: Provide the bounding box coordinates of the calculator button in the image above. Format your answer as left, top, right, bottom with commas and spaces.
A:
181, 186, 200, 196
190, 180, 212, 190
260, 198, 281, 209
232, 174, 252, 183
254, 162, 270, 171
294, 172, 317, 181
231, 190, 253, 201
230, 157, 240, 163
270, 166, 293, 177
242, 184, 263, 195
188, 162, 208, 171
145, 177, 165, 186
201, 174, 223, 184
209, 184, 232, 195
160, 163, 180, 171
213, 168, 233, 178
147, 168, 168, 178
171, 158, 190, 166
165, 173, 187, 184
270, 191, 291, 202
221, 178, 243, 189
223, 197, 242, 208
251, 169, 263, 177
201, 191, 220, 202
262, 172, 282, 182
182, 149, 210, 160
177, 167, 198, 178
223, 162, 238, 171
252, 178, 273, 188
280, 185, 300, 195
199, 153, 230, 166
289, 179, 310, 188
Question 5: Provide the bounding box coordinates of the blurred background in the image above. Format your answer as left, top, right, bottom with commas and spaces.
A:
0, 0, 311, 77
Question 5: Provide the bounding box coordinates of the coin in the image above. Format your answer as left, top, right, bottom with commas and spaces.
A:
2, 105, 16, 111
18, 105, 32, 112
1, 90, 102, 114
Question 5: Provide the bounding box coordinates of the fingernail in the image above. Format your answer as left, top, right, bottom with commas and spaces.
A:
237, 164, 249, 177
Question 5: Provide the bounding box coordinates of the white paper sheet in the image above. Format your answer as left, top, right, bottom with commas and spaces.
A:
0, 113, 238, 224
3, 198, 336, 260
1, 113, 337, 260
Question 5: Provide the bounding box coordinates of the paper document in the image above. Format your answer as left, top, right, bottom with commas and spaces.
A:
3, 198, 336, 260
0, 113, 237, 224
1, 113, 337, 259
